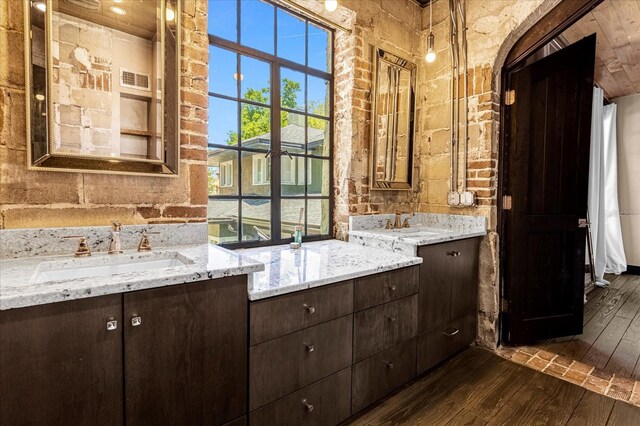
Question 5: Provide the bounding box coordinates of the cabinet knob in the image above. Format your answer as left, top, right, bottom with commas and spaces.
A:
106, 319, 118, 331
302, 399, 314, 412
384, 361, 394, 369
387, 315, 397, 322
389, 284, 397, 291
446, 250, 461, 257
303, 304, 316, 314
305, 344, 315, 353
442, 327, 460, 337
131, 316, 142, 327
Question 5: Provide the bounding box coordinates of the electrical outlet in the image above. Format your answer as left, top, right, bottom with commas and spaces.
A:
447, 191, 461, 206
461, 191, 475, 206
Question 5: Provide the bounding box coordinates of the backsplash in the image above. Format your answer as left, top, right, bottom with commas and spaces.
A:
0, 223, 207, 259
349, 213, 487, 232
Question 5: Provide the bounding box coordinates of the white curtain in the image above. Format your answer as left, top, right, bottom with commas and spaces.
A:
588, 87, 627, 285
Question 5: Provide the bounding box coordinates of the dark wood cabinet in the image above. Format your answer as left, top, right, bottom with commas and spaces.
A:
124, 276, 247, 425
0, 295, 123, 426
354, 266, 419, 311
417, 238, 481, 374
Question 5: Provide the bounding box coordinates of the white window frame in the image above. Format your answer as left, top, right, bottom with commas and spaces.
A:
220, 160, 233, 187
252, 155, 271, 185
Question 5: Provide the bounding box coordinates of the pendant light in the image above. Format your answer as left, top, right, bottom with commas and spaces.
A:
325, 0, 338, 12
425, 0, 436, 63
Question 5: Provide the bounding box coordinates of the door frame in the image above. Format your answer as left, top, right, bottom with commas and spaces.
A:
497, 0, 603, 344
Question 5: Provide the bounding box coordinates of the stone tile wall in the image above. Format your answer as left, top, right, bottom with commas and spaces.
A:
0, 0, 209, 228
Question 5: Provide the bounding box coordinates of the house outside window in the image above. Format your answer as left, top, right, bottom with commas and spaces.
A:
207, 0, 334, 246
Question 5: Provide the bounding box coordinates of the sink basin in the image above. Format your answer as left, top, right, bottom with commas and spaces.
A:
32, 252, 193, 283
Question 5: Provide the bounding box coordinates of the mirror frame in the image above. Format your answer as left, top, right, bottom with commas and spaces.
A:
370, 47, 416, 191
23, 0, 181, 176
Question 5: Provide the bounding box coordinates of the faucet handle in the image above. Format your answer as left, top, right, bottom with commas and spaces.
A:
62, 235, 92, 257
138, 230, 160, 252
111, 220, 122, 232
385, 219, 394, 229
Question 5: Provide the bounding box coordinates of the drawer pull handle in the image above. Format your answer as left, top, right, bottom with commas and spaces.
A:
303, 304, 316, 314
442, 327, 460, 337
305, 344, 315, 353
384, 361, 394, 369
131, 316, 142, 327
106, 319, 118, 331
302, 399, 314, 412
389, 284, 397, 291
446, 250, 461, 257
387, 315, 397, 322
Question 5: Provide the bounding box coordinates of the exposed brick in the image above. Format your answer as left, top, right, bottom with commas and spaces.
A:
163, 206, 207, 218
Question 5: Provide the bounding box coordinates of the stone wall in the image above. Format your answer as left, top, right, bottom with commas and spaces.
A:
0, 0, 209, 228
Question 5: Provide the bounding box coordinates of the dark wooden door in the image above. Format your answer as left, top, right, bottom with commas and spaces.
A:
0, 295, 123, 426
124, 276, 247, 426
502, 35, 596, 344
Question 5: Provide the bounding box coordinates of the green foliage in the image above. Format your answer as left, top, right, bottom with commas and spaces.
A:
207, 168, 219, 194
223, 78, 326, 145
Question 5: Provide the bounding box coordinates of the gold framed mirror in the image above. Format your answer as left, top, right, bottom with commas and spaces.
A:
24, 0, 180, 176
370, 47, 416, 190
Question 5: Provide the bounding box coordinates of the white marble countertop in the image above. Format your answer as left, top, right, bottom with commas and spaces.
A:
238, 239, 423, 301
0, 244, 264, 310
348, 213, 487, 256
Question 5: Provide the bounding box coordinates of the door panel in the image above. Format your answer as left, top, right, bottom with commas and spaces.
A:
503, 34, 596, 343
124, 277, 247, 425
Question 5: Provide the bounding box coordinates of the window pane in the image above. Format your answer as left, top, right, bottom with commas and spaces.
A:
241, 56, 270, 105
281, 68, 305, 112
307, 117, 330, 156
209, 0, 237, 42
281, 199, 305, 238
282, 155, 305, 196
242, 199, 271, 241
281, 112, 305, 155
208, 199, 239, 244
209, 97, 239, 146
308, 75, 329, 116
242, 151, 271, 196
308, 23, 330, 72
240, 102, 270, 148
277, 9, 305, 65
210, 46, 238, 98
307, 199, 330, 236
307, 158, 329, 196
241, 0, 274, 54
208, 148, 239, 195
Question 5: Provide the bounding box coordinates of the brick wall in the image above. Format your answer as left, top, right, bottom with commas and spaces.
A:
0, 0, 209, 228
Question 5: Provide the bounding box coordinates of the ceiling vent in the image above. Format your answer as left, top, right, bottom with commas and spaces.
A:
120, 69, 150, 91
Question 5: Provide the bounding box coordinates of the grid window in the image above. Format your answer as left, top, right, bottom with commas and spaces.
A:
208, 0, 333, 247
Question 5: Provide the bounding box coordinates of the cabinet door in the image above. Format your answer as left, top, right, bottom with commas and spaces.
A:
124, 276, 247, 426
418, 243, 454, 332
0, 295, 123, 426
450, 238, 480, 320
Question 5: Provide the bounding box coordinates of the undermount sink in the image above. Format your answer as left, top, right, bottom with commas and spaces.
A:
32, 252, 193, 283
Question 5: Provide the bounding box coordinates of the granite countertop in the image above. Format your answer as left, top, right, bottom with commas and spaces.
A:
238, 239, 423, 301
348, 213, 488, 256
0, 244, 265, 310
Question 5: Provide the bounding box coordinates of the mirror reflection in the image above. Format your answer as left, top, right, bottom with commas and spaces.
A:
371, 48, 416, 190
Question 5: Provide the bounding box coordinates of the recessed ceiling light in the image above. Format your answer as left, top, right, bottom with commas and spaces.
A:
113, 0, 123, 3
324, 0, 337, 12
35, 93, 45, 101
33, 2, 46, 12
166, 7, 175, 22
110, 5, 126, 15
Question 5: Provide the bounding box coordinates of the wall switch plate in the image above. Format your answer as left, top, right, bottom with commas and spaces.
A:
461, 191, 475, 206
447, 191, 461, 206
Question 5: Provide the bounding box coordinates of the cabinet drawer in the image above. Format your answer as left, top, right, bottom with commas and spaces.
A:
351, 338, 416, 414
354, 266, 419, 311
249, 315, 353, 410
250, 281, 353, 345
249, 368, 351, 426
353, 295, 418, 363
416, 313, 476, 374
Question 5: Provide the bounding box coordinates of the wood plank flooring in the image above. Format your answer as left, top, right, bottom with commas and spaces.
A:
537, 274, 640, 380
345, 347, 640, 426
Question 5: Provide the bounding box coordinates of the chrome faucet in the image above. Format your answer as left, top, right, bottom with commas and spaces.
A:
108, 220, 123, 254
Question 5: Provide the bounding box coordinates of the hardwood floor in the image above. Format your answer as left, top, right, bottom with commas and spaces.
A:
537, 274, 640, 380
345, 347, 640, 425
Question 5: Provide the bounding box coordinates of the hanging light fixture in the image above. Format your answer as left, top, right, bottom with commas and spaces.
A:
425, 0, 436, 63
324, 0, 338, 12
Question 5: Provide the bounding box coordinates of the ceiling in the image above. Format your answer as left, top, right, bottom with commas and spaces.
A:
562, 0, 640, 99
